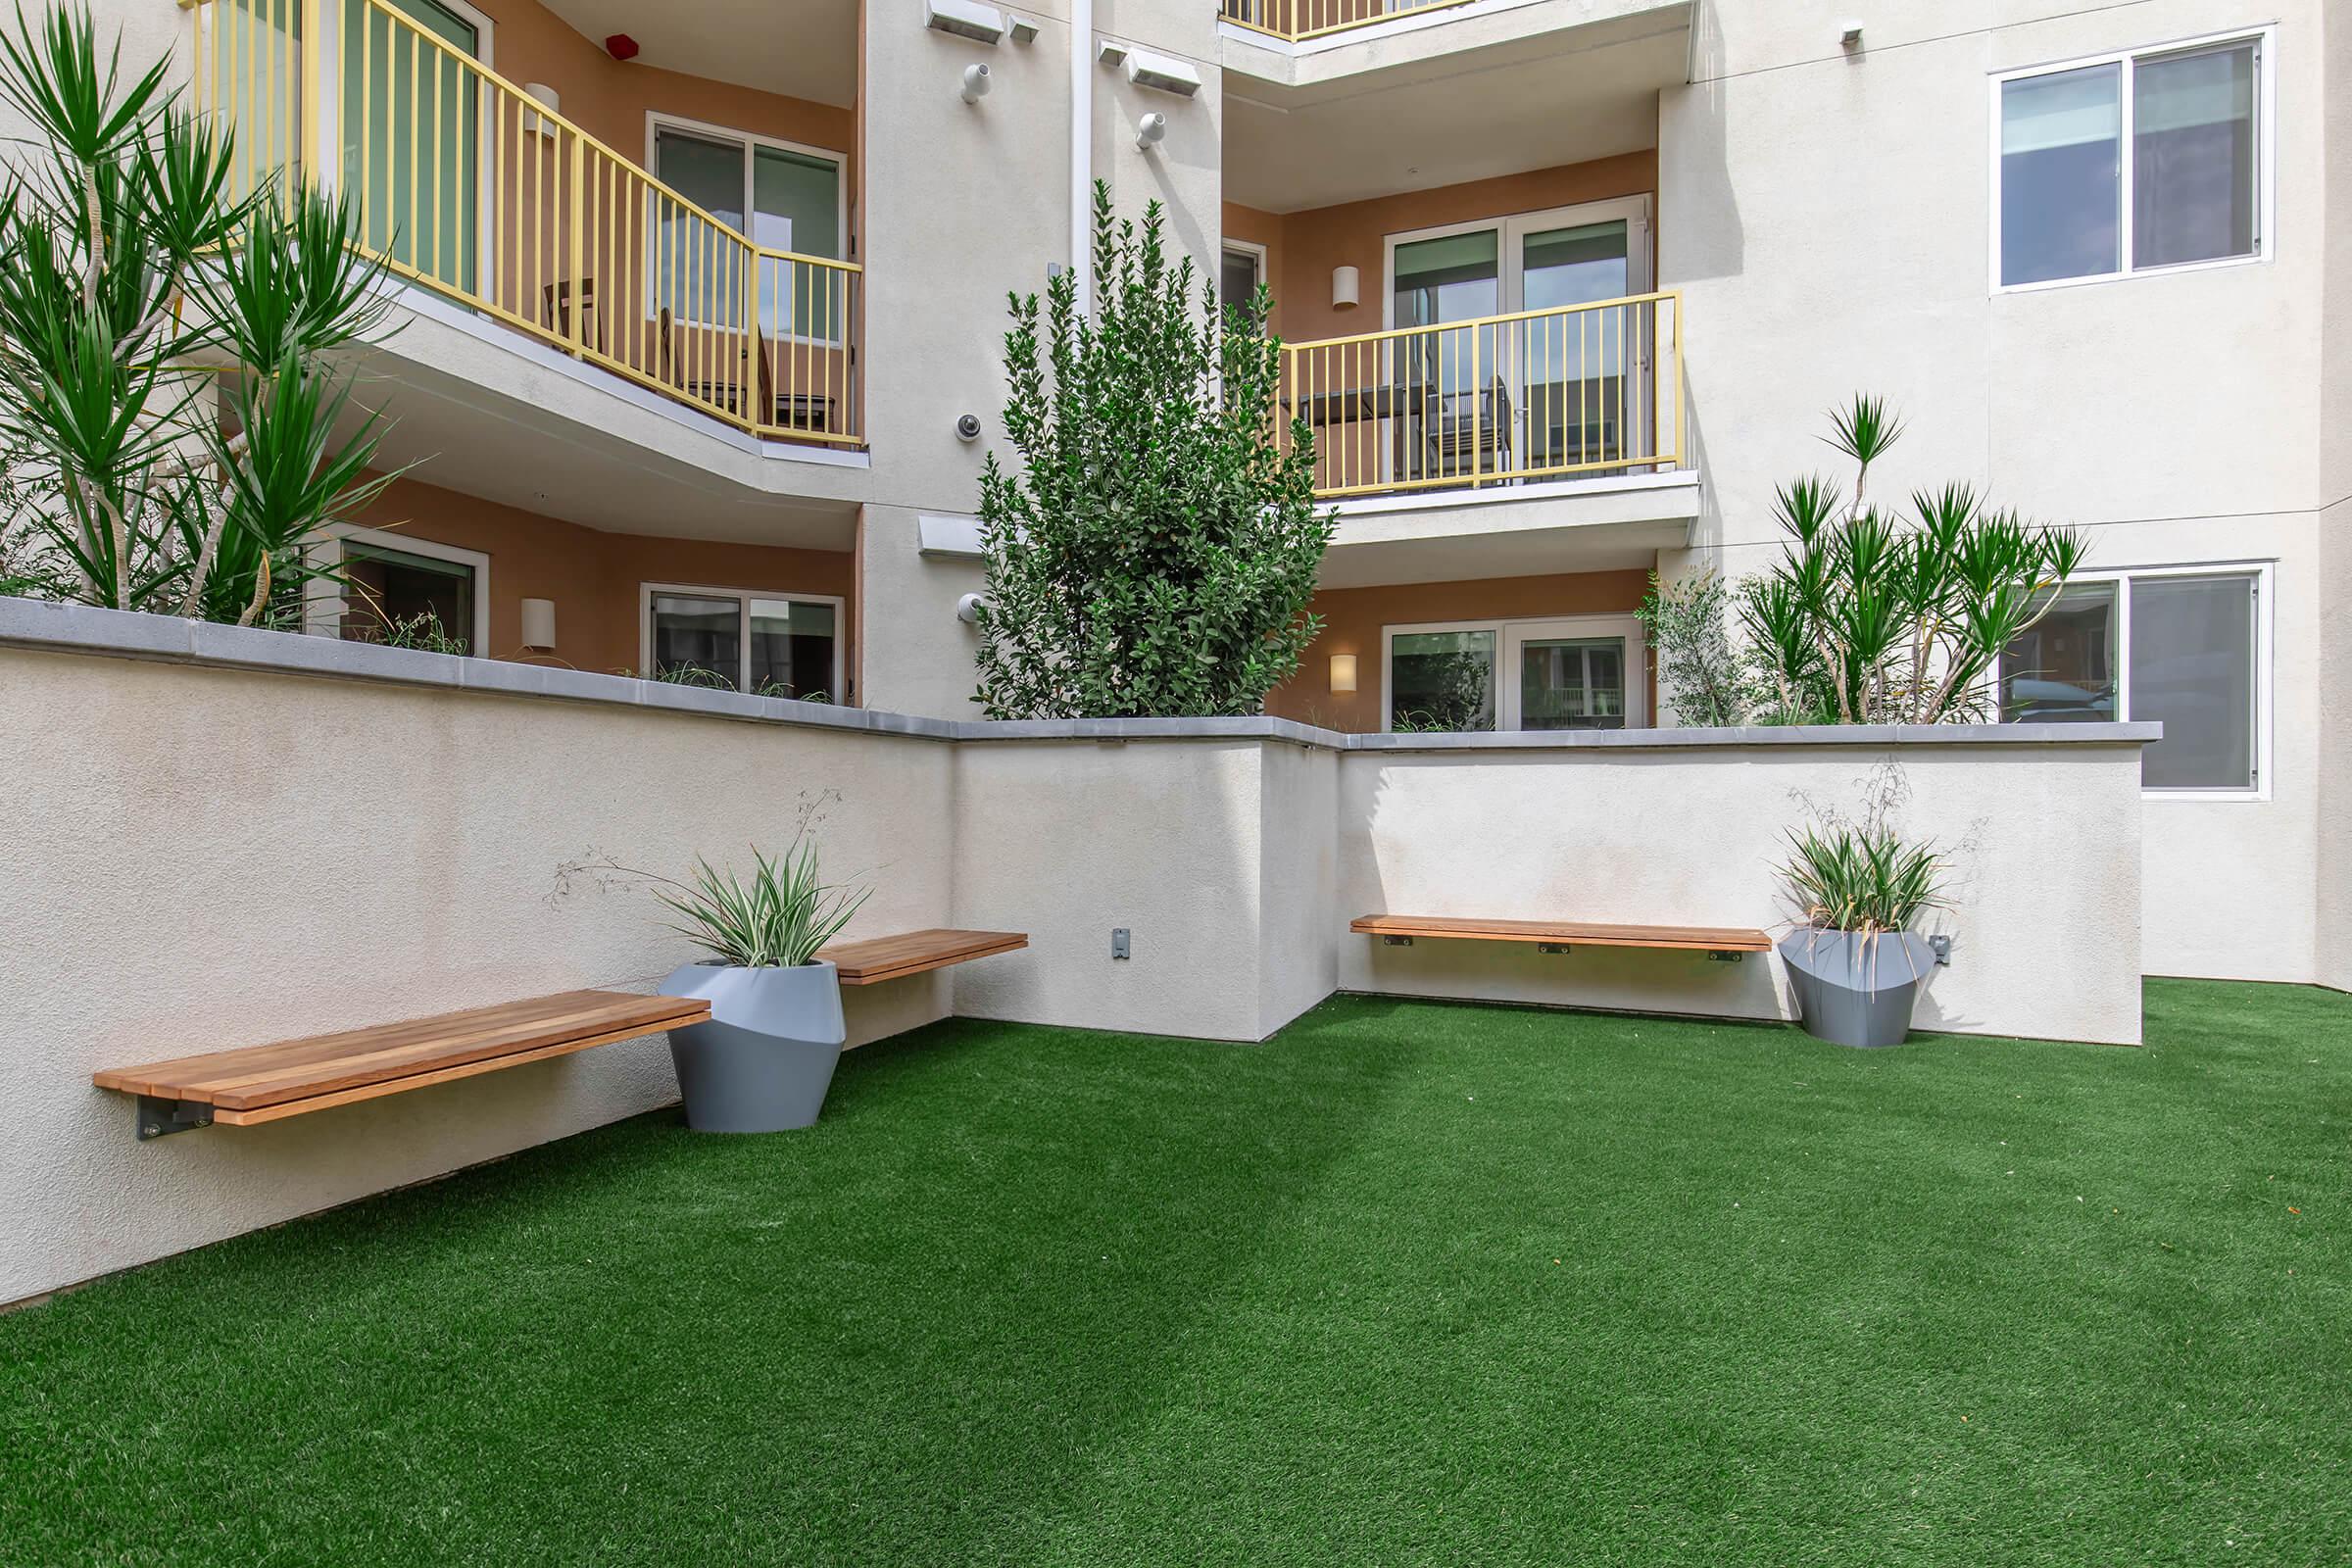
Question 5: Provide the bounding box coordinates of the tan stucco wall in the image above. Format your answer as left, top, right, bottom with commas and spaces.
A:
1270, 154, 1657, 348
469, 0, 854, 172
1265, 567, 1650, 732
1339, 742, 2146, 1046
349, 475, 856, 680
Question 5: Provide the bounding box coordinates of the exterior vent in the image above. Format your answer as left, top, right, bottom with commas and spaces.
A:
1123, 46, 1201, 97
924, 0, 1006, 45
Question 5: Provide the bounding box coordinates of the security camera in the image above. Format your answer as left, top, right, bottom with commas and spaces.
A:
956, 413, 983, 442
960, 63, 992, 103
956, 593, 988, 625
1136, 113, 1167, 151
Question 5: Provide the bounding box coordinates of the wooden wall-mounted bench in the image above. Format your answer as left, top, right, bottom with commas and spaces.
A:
94, 932, 1031, 1139
1351, 914, 1772, 961
818, 928, 1028, 986
93, 990, 710, 1140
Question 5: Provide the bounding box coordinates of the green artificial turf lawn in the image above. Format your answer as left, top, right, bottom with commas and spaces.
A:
3, 981, 2347, 1566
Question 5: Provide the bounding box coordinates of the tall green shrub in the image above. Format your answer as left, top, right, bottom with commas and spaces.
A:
0, 4, 396, 625
973, 183, 1333, 718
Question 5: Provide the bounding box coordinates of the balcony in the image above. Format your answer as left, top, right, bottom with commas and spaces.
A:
1280, 292, 1685, 501
189, 0, 862, 449
1219, 0, 1473, 45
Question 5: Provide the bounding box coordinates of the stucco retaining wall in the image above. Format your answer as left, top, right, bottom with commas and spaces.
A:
1338, 743, 2145, 1046
1, 600, 2154, 1302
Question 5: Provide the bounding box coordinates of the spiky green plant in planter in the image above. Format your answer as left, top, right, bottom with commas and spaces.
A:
0, 4, 398, 625
654, 843, 868, 970
1779, 823, 1947, 938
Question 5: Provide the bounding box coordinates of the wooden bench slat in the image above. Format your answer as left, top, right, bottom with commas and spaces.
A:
819, 929, 1029, 986
91, 991, 670, 1094
1351, 914, 1773, 953
93, 991, 708, 1110
207, 1019, 698, 1126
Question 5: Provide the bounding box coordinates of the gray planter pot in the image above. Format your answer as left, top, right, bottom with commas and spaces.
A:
657, 959, 847, 1132
1778, 929, 1941, 1049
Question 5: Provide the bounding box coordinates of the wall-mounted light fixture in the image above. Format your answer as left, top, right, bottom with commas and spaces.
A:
519, 598, 557, 652
1839, 20, 1863, 47
1136, 112, 1166, 151
1331, 266, 1360, 310
1329, 653, 1357, 693
961, 62, 993, 102
521, 82, 560, 138
604, 32, 638, 61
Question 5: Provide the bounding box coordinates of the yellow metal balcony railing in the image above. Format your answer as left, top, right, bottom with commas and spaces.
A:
1220, 0, 1473, 44
187, 0, 862, 447
1280, 292, 1685, 501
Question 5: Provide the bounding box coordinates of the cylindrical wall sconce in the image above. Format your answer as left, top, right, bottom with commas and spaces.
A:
1329, 653, 1357, 693
519, 598, 557, 652
522, 82, 560, 138
1331, 266, 1360, 310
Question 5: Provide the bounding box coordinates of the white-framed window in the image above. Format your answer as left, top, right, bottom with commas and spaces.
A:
640, 583, 846, 702
1382, 612, 1647, 733
305, 525, 491, 656
1220, 240, 1267, 321
1991, 29, 2273, 292
1997, 562, 2270, 797
647, 112, 846, 340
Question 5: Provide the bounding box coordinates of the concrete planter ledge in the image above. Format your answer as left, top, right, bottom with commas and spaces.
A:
0, 595, 2161, 752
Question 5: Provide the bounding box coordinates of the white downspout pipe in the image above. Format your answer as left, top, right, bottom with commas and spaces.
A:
1069, 0, 1093, 314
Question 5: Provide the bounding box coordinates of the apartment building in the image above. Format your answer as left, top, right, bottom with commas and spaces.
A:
108, 0, 2347, 990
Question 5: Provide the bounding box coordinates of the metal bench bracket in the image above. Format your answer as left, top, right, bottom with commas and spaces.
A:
1382, 934, 1414, 947
1706, 951, 1746, 963
136, 1096, 213, 1141
1536, 943, 1573, 956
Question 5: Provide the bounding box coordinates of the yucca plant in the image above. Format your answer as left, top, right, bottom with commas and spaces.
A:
1779, 823, 1946, 936
1739, 395, 2085, 725
652, 842, 868, 969
0, 4, 398, 624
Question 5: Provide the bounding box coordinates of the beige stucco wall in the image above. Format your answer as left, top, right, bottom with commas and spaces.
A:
0, 607, 2153, 1300
1339, 738, 2147, 1046
856, 1, 1072, 718
1661, 0, 2339, 986
945, 727, 1344, 1046
857, 0, 1227, 719
2319, 13, 2352, 994
0, 639, 956, 1306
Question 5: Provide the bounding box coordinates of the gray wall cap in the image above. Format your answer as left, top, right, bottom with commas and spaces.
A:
0, 597, 2162, 751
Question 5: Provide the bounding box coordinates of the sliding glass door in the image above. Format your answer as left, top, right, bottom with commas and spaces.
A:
1386, 197, 1651, 484
1385, 615, 1646, 732
342, 0, 483, 292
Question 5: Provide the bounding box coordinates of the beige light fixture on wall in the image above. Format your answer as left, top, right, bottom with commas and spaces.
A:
1329, 653, 1357, 693
519, 598, 557, 653
1331, 266, 1360, 310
